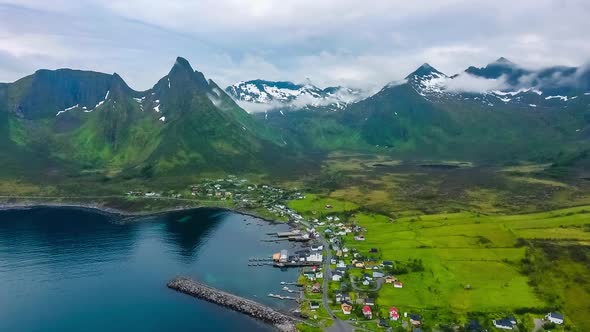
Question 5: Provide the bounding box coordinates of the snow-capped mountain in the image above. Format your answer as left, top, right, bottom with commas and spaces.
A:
398, 58, 590, 108
225, 79, 363, 112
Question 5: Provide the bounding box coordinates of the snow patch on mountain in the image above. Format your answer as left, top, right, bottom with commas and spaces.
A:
545, 95, 571, 101
56, 104, 79, 116
226, 80, 364, 113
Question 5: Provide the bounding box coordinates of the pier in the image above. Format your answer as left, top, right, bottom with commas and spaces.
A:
167, 277, 297, 332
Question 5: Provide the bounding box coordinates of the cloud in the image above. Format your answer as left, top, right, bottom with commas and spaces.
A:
0, 0, 589, 91
444, 73, 510, 93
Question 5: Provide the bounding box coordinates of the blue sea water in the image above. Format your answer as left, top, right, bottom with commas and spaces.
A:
0, 207, 301, 331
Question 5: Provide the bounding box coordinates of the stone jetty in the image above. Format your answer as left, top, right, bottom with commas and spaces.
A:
167, 277, 298, 332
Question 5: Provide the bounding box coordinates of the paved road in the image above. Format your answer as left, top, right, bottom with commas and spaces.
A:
532, 318, 544, 332
299, 220, 354, 332
349, 275, 384, 292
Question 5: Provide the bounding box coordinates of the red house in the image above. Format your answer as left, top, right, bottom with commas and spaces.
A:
389, 307, 399, 321
363, 305, 373, 319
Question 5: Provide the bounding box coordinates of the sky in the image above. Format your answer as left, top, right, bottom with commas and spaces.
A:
0, 0, 589, 91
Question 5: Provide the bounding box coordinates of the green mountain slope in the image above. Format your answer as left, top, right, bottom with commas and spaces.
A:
259, 63, 590, 162
0, 57, 295, 177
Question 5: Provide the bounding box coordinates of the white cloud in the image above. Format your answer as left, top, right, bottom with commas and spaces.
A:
444, 73, 510, 93
0, 0, 589, 91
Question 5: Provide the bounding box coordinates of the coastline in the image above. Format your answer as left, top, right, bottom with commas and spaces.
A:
0, 199, 286, 225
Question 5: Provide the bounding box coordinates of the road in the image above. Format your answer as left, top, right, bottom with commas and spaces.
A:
532, 318, 544, 332
297, 219, 354, 332
349, 275, 384, 292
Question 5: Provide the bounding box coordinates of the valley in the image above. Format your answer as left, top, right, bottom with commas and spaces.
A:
0, 56, 589, 331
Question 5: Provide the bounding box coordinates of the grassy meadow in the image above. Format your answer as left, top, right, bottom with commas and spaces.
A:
286, 154, 590, 331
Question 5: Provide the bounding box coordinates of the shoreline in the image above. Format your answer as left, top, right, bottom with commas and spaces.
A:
0, 199, 286, 225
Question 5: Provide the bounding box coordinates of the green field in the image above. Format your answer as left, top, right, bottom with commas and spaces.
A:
287, 185, 590, 330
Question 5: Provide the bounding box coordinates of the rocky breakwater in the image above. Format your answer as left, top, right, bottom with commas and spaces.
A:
167, 277, 298, 332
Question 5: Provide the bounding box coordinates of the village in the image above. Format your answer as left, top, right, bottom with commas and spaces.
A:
126, 175, 306, 221
127, 178, 566, 332
267, 202, 567, 332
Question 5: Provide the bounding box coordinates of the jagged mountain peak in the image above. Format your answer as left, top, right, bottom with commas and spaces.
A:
172, 56, 194, 72
158, 56, 209, 91
406, 63, 446, 79
493, 57, 514, 66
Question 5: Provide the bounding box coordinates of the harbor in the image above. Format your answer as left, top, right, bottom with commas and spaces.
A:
167, 277, 298, 332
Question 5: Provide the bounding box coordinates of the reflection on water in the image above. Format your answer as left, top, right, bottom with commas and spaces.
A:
0, 207, 296, 332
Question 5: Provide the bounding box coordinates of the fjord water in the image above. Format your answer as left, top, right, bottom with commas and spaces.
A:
0, 207, 301, 331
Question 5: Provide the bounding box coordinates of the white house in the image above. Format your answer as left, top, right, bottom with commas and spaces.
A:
546, 312, 564, 325
311, 244, 323, 251
332, 274, 342, 281
307, 253, 323, 263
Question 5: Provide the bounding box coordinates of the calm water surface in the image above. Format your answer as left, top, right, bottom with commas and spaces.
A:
0, 207, 302, 331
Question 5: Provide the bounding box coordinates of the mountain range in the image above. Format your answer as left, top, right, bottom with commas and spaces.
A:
225, 79, 364, 112
0, 56, 588, 178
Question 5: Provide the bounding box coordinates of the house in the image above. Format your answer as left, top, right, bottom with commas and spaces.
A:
354, 235, 365, 241
315, 271, 323, 279
362, 280, 370, 286
373, 271, 385, 278
341, 301, 353, 315
355, 262, 365, 268
312, 283, 321, 293
279, 249, 288, 263
335, 293, 343, 303
307, 253, 323, 263
394, 281, 403, 288
492, 318, 513, 330
389, 307, 400, 321
310, 301, 320, 310
385, 276, 396, 284
311, 244, 323, 251
330, 258, 337, 265
336, 250, 343, 257
546, 312, 564, 325
382, 260, 393, 267
362, 305, 373, 319
335, 267, 348, 275
365, 298, 375, 306
410, 314, 421, 326
336, 261, 346, 268
332, 274, 342, 282
303, 271, 316, 280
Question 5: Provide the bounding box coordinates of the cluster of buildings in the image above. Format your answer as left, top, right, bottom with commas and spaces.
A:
189, 177, 304, 210
272, 248, 323, 267
492, 312, 564, 330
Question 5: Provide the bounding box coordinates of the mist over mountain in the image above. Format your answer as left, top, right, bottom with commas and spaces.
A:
0, 56, 588, 179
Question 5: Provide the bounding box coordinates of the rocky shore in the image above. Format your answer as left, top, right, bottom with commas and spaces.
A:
167, 277, 298, 332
